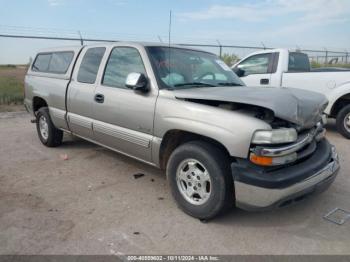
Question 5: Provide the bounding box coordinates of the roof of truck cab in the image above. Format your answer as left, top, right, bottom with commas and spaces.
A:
244, 48, 310, 57
242, 48, 289, 56
35, 41, 212, 54
36, 45, 84, 53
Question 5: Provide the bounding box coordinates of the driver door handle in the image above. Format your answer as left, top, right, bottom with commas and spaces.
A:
260, 78, 269, 85
94, 93, 104, 103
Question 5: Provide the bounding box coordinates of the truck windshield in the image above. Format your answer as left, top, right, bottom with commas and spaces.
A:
147, 46, 244, 90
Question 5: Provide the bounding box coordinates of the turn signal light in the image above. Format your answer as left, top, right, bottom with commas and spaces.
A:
250, 152, 297, 166
250, 153, 273, 166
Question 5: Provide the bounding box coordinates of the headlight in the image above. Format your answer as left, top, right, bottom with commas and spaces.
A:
252, 128, 297, 144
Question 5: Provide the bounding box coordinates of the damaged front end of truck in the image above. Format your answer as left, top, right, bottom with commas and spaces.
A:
173, 86, 340, 210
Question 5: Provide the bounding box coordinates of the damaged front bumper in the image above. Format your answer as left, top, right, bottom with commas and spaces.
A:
232, 139, 339, 211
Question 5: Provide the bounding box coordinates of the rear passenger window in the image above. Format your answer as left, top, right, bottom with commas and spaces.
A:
32, 54, 51, 72
102, 47, 146, 88
48, 52, 74, 73
32, 51, 74, 74
288, 52, 310, 72
77, 47, 106, 84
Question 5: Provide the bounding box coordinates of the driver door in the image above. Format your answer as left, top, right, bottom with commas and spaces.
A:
92, 46, 157, 162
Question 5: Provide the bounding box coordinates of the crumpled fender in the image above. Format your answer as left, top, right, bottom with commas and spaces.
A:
173, 86, 328, 128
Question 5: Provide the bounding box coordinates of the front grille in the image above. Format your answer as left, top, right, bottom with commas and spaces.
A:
295, 123, 325, 160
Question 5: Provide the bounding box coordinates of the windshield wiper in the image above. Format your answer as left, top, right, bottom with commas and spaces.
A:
217, 82, 244, 86
174, 82, 216, 88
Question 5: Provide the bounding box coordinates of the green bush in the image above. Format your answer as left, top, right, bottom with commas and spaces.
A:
221, 53, 240, 67
0, 64, 17, 69
0, 77, 24, 105
311, 60, 350, 69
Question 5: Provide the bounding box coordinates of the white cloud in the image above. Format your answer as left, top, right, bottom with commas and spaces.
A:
178, 4, 266, 22
176, 0, 350, 49
48, 0, 64, 7
108, 0, 127, 6
178, 0, 350, 26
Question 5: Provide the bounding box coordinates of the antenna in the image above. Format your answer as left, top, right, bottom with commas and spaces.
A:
168, 10, 172, 86
168, 10, 172, 47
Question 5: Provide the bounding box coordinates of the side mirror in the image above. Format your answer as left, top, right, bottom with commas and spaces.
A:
125, 72, 149, 92
233, 67, 245, 77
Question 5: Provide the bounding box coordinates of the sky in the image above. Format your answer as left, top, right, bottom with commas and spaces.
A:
0, 0, 349, 64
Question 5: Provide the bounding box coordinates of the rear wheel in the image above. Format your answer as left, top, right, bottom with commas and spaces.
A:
36, 107, 63, 147
336, 104, 350, 139
167, 141, 233, 220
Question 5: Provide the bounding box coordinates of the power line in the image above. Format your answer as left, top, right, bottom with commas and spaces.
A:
0, 33, 117, 42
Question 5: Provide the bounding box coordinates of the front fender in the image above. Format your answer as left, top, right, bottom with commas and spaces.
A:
154, 97, 271, 158
325, 81, 350, 115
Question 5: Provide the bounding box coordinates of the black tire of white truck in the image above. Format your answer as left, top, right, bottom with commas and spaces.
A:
336, 104, 350, 139
36, 107, 63, 147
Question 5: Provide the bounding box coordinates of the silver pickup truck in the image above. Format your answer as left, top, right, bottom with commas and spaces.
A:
24, 42, 340, 219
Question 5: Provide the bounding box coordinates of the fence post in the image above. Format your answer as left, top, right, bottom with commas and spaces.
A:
216, 40, 222, 58
325, 49, 328, 64
78, 31, 84, 46
346, 52, 349, 64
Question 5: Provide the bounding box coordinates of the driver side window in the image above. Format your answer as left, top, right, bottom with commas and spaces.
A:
238, 53, 271, 76
102, 47, 146, 89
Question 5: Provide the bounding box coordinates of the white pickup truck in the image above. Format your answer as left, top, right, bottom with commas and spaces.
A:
232, 49, 350, 138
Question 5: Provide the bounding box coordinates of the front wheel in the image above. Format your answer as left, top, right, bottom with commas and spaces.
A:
336, 104, 350, 139
36, 107, 63, 147
167, 141, 233, 220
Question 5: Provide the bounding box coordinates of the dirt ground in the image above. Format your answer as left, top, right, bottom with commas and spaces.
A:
0, 112, 349, 255
0, 104, 25, 112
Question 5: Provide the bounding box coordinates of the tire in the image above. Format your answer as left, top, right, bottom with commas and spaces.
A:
36, 107, 63, 147
336, 104, 350, 139
167, 140, 233, 220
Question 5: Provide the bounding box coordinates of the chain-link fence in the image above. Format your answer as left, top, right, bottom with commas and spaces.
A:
0, 32, 349, 67
0, 32, 349, 106
177, 43, 350, 67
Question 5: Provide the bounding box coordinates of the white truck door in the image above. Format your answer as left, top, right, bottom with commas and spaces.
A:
233, 52, 274, 87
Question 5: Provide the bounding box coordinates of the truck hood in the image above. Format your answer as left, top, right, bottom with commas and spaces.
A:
173, 86, 328, 128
